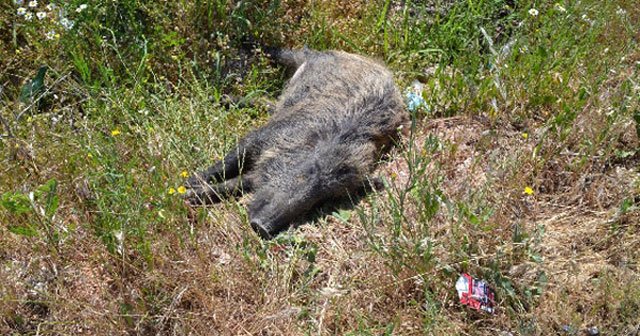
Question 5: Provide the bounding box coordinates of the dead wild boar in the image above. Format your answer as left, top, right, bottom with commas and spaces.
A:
185, 48, 409, 239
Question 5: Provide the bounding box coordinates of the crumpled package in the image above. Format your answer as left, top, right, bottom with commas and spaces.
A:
455, 273, 496, 314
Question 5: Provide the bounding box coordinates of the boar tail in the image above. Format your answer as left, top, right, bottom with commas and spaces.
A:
262, 47, 310, 70
239, 37, 312, 71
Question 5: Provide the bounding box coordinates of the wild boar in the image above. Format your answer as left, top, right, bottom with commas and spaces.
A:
185, 48, 409, 239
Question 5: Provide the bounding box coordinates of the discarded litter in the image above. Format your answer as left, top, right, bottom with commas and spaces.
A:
455, 273, 496, 314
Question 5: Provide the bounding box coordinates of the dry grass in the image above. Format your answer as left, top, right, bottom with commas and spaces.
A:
1, 112, 639, 334
2, 0, 640, 334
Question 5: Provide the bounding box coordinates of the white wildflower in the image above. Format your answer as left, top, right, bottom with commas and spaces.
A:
581, 14, 593, 25
76, 4, 87, 13
114, 230, 124, 255
60, 17, 74, 30
45, 30, 55, 40
28, 0, 37, 8
25, 12, 33, 20
528, 8, 539, 16
46, 3, 56, 11
36, 11, 46, 19
114, 230, 124, 242
17, 7, 27, 15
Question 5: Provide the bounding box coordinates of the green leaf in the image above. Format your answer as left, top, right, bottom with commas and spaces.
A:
8, 225, 38, 237
332, 209, 352, 223
615, 149, 635, 159
383, 323, 396, 336
530, 253, 543, 263
36, 179, 59, 217
620, 198, 633, 215
376, 0, 392, 30
1, 192, 32, 215
536, 45, 548, 58
304, 245, 317, 263
36, 178, 55, 195
20, 66, 48, 103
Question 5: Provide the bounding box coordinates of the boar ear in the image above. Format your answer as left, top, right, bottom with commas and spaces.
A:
336, 142, 376, 174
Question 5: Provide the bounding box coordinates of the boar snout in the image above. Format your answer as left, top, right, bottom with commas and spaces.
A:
250, 218, 273, 240
248, 200, 297, 239
249, 185, 319, 239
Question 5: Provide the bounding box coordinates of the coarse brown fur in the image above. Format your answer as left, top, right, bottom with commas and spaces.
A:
186, 48, 409, 238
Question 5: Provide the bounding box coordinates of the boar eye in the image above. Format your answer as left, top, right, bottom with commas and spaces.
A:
336, 166, 353, 176
304, 165, 317, 176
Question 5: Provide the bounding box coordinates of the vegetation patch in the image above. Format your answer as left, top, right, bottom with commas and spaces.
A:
1, 0, 639, 334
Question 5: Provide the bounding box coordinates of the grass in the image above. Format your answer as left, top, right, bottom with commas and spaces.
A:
1, 0, 639, 334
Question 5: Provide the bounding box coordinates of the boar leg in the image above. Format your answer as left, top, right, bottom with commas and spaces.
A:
188, 119, 292, 188
186, 146, 247, 188
186, 128, 268, 192
185, 175, 253, 205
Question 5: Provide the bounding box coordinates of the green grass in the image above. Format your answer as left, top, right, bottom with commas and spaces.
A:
1, 0, 639, 334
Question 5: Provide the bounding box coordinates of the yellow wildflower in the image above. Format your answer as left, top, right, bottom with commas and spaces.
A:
168, 187, 176, 195
177, 186, 187, 194
87, 153, 93, 159
522, 132, 528, 139
111, 129, 121, 136
524, 186, 534, 195
180, 171, 189, 178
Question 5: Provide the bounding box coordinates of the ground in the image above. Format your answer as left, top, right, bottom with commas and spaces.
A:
1, 0, 639, 335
